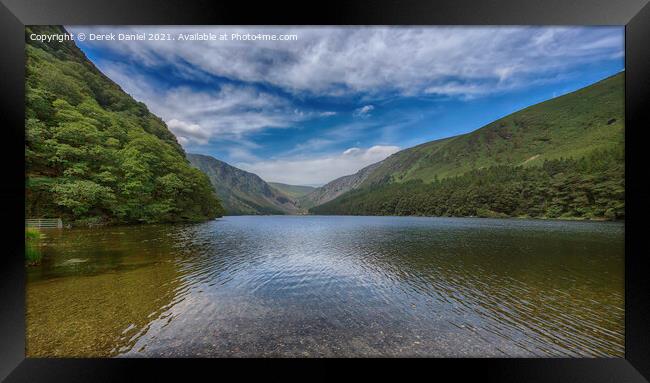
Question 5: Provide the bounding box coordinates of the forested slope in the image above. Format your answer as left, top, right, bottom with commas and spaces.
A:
25, 26, 224, 224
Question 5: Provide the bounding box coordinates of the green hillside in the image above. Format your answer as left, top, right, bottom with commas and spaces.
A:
361, 72, 624, 185
25, 26, 224, 225
187, 154, 301, 215
268, 183, 315, 199
311, 73, 624, 220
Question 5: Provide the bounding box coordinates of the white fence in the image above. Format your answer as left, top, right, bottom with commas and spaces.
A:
26, 218, 63, 229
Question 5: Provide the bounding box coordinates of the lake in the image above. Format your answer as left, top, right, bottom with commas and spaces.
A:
26, 215, 624, 357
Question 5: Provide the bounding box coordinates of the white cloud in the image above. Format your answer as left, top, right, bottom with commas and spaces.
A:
69, 26, 623, 98
353, 105, 374, 117
424, 82, 492, 97
237, 145, 400, 185
319, 111, 337, 117
343, 147, 361, 155
99, 63, 305, 145
167, 119, 209, 145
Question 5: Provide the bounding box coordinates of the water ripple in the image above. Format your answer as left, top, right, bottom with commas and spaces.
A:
27, 216, 624, 357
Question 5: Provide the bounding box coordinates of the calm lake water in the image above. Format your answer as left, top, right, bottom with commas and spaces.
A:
26, 216, 624, 357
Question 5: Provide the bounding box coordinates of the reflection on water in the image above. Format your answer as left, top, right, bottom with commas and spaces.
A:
26, 216, 624, 357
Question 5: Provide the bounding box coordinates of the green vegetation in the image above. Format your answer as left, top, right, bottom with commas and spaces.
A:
359, 73, 624, 186
311, 148, 624, 220
25, 26, 224, 224
268, 183, 315, 199
25, 228, 43, 264
311, 73, 625, 220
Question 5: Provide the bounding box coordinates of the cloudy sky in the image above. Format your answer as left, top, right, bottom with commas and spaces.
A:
68, 26, 624, 186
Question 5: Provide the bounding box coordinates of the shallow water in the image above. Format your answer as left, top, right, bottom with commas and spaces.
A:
26, 216, 624, 357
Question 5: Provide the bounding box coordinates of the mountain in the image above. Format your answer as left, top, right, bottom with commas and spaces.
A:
299, 162, 382, 209
310, 72, 624, 220
359, 72, 624, 186
25, 26, 224, 225
268, 183, 316, 199
187, 154, 301, 215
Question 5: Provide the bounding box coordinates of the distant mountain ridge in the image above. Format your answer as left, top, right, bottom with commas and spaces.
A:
187, 153, 301, 215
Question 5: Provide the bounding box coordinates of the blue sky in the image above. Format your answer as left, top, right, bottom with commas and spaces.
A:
67, 26, 624, 186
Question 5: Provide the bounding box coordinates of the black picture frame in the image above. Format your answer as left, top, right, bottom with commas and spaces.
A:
1, 0, 648, 381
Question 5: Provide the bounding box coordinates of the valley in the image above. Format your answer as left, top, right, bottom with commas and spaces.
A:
25, 26, 624, 222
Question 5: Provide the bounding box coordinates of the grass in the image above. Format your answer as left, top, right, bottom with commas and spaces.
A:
26, 227, 43, 265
